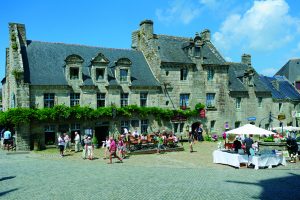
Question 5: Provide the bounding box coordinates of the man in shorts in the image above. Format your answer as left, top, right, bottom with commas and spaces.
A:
108, 137, 123, 164
3, 129, 12, 151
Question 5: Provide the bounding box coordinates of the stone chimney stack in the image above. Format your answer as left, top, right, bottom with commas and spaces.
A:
241, 54, 251, 66
139, 19, 153, 39
201, 29, 210, 41
9, 23, 27, 47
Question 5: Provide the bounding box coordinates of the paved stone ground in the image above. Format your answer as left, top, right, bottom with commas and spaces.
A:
1, 142, 300, 200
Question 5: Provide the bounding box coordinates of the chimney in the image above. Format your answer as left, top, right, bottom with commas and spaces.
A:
200, 29, 210, 41
241, 54, 251, 66
139, 19, 153, 39
9, 23, 27, 47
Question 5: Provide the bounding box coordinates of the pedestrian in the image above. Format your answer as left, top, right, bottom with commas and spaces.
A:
188, 131, 195, 153
243, 134, 254, 156
58, 134, 65, 157
197, 123, 203, 141
86, 136, 94, 160
3, 129, 12, 151
103, 136, 110, 159
108, 137, 123, 164
82, 135, 88, 159
156, 134, 165, 154
64, 133, 71, 153
74, 131, 80, 152
118, 135, 126, 158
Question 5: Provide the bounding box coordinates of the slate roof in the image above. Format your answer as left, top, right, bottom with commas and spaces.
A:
228, 63, 270, 92
259, 75, 300, 101
22, 41, 160, 87
275, 58, 300, 83
156, 35, 226, 65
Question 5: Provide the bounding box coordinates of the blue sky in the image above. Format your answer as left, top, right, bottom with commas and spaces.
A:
1, 0, 300, 81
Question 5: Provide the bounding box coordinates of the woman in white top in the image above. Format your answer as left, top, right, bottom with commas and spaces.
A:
103, 136, 111, 159
58, 134, 65, 157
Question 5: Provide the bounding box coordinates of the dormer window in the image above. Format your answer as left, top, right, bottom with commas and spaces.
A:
70, 67, 79, 79
91, 53, 109, 83
65, 54, 84, 82
120, 69, 128, 82
194, 46, 200, 57
96, 68, 105, 80
116, 58, 131, 83
207, 67, 214, 81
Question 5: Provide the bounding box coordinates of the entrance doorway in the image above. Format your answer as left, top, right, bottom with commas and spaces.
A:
95, 126, 109, 146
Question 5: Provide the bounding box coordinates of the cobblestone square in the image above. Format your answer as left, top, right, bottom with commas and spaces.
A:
1, 142, 300, 200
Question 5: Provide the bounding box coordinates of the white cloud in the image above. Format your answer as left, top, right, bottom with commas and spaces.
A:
260, 67, 278, 76
156, 0, 201, 25
213, 0, 300, 52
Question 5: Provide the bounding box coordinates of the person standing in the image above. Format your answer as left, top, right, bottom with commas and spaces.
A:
108, 137, 122, 164
243, 134, 254, 156
58, 134, 65, 157
74, 132, 80, 152
197, 124, 203, 141
64, 133, 71, 153
86, 136, 94, 160
188, 131, 195, 153
3, 129, 12, 151
103, 136, 111, 159
82, 135, 88, 159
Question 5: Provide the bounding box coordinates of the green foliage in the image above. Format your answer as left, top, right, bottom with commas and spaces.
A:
0, 104, 204, 127
195, 103, 205, 111
12, 69, 22, 80
263, 136, 274, 142
11, 33, 16, 41
12, 42, 18, 50
92, 136, 98, 145
204, 134, 212, 142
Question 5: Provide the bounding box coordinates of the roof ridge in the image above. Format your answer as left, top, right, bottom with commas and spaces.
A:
157, 34, 189, 40
28, 40, 135, 51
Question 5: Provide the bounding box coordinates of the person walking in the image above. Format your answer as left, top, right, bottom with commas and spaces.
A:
58, 134, 65, 157
3, 129, 12, 151
74, 132, 80, 152
108, 137, 122, 164
82, 135, 88, 159
243, 134, 254, 156
86, 136, 94, 160
118, 135, 126, 159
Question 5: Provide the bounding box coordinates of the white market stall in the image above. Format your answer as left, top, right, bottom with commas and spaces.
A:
226, 124, 275, 136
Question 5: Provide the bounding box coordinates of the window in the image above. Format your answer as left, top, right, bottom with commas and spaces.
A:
180, 68, 188, 80
44, 93, 55, 108
173, 123, 179, 133
235, 121, 241, 128
120, 93, 128, 107
120, 69, 128, 82
258, 97, 262, 107
207, 67, 214, 81
131, 120, 139, 127
140, 92, 148, 107
236, 97, 241, 109
121, 120, 129, 134
279, 103, 282, 111
210, 120, 215, 132
70, 93, 80, 107
96, 69, 105, 80
180, 94, 189, 108
194, 46, 200, 57
70, 67, 79, 79
97, 93, 105, 108
141, 120, 148, 133
206, 93, 215, 107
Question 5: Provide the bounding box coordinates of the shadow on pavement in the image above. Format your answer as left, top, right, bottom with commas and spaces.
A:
0, 176, 16, 181
226, 173, 300, 200
0, 188, 18, 197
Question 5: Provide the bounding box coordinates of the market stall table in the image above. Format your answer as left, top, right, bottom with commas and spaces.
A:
249, 154, 286, 170
213, 150, 249, 168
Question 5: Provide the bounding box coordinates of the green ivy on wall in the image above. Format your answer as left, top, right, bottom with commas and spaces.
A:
0, 103, 205, 126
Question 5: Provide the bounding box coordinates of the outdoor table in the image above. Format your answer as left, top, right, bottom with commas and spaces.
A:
249, 154, 286, 170
213, 150, 249, 168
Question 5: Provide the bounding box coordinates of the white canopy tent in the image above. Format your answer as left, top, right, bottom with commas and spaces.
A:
226, 124, 276, 135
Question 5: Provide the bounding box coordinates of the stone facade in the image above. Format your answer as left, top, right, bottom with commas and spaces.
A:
2, 20, 300, 150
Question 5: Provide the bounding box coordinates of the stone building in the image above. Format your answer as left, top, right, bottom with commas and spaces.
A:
2, 20, 300, 150
275, 58, 300, 91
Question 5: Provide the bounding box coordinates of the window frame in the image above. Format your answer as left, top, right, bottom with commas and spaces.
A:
180, 94, 189, 108
120, 93, 129, 107
236, 97, 241, 109
44, 93, 55, 108
120, 68, 128, 82
207, 67, 214, 81
70, 67, 79, 79
180, 68, 188, 81
206, 93, 215, 108
97, 93, 106, 108
70, 93, 80, 107
140, 92, 148, 107
141, 119, 148, 134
